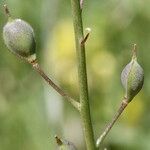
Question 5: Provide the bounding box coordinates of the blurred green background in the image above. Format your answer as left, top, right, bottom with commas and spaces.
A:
0, 0, 150, 150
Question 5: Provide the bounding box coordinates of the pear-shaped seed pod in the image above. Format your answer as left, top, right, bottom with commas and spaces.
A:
3, 18, 36, 62
121, 46, 144, 102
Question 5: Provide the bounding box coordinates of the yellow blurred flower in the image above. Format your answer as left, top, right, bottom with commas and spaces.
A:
45, 19, 78, 89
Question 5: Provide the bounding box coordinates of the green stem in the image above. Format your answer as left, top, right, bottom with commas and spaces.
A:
70, 0, 96, 149
96, 98, 128, 148
31, 61, 81, 111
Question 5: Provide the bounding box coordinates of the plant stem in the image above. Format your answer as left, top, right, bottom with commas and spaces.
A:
96, 98, 128, 148
70, 0, 96, 149
31, 61, 81, 111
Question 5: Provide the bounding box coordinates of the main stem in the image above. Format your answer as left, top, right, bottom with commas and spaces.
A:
71, 0, 96, 150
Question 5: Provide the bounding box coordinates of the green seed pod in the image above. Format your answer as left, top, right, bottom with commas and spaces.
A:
3, 17, 36, 63
121, 45, 144, 102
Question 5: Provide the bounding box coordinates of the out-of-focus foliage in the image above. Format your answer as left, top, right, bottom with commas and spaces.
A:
0, 0, 150, 150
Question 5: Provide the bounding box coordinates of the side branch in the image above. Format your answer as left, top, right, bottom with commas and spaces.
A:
31, 61, 81, 111
96, 98, 128, 148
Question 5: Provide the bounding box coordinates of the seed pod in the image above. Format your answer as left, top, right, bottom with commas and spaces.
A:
3, 6, 36, 63
121, 45, 144, 102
